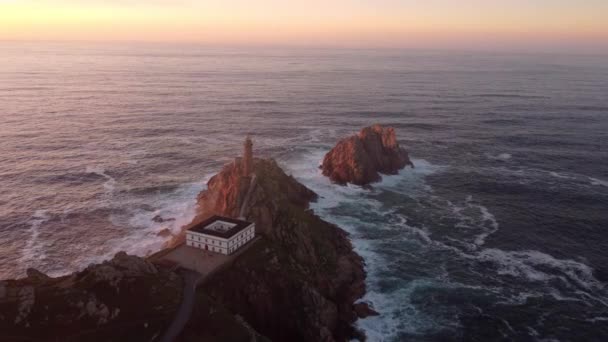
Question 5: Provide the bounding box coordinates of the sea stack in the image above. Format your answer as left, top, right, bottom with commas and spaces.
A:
321, 124, 413, 186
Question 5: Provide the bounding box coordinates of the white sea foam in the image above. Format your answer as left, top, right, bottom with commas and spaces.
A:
394, 214, 433, 244
285, 149, 367, 212
549, 171, 571, 179
375, 159, 442, 194
357, 280, 443, 341
285, 149, 446, 340
486, 153, 512, 161
287, 148, 607, 339
588, 316, 608, 322
475, 248, 602, 292
589, 177, 608, 187
19, 210, 51, 265
86, 166, 117, 193
128, 178, 208, 236
78, 176, 209, 269
548, 171, 608, 188
444, 195, 499, 248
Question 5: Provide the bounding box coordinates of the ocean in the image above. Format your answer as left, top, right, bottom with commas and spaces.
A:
1, 42, 607, 341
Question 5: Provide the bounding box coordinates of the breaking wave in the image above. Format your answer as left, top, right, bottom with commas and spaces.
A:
287, 148, 607, 341
78, 177, 209, 269
485, 152, 512, 161
85, 166, 118, 193
19, 210, 51, 265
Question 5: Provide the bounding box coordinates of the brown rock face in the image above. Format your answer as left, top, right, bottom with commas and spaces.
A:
191, 157, 367, 342
321, 124, 413, 185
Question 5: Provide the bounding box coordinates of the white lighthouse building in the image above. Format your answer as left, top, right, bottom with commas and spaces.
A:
186, 216, 255, 255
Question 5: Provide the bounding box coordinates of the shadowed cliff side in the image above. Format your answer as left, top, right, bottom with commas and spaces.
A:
321, 124, 414, 185
0, 253, 266, 342
191, 157, 368, 341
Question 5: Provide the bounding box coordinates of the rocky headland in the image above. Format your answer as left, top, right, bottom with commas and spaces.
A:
1, 152, 369, 341
190, 157, 368, 341
321, 124, 414, 185
0, 252, 265, 341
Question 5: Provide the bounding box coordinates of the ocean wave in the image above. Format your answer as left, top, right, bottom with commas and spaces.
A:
475, 249, 602, 291
373, 159, 443, 196
549, 171, 572, 179
485, 152, 512, 161
85, 166, 117, 193
446, 195, 499, 247
288, 147, 607, 340
357, 280, 447, 341
286, 149, 446, 340
76, 176, 209, 269
589, 177, 608, 187
127, 178, 208, 237
548, 171, 608, 188
19, 210, 51, 266
474, 93, 550, 99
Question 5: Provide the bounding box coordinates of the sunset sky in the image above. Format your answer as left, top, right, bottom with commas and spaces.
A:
1, 0, 607, 51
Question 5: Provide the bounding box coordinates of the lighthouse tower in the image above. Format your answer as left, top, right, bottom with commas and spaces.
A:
243, 136, 253, 176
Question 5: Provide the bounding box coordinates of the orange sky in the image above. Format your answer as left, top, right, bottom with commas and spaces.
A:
1, 0, 607, 50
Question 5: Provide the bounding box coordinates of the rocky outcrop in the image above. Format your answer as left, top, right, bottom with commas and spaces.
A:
354, 302, 379, 318
152, 214, 175, 223
1, 155, 367, 342
0, 252, 265, 342
0, 252, 181, 341
191, 157, 367, 341
321, 124, 413, 185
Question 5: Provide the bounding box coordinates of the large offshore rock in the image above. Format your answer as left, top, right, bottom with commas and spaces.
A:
321, 124, 414, 185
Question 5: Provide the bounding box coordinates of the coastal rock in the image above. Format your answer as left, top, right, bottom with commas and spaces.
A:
152, 214, 175, 223
25, 268, 50, 282
0, 252, 265, 341
156, 228, 172, 238
192, 157, 367, 341
353, 302, 379, 318
0, 252, 184, 341
1, 151, 366, 341
321, 124, 413, 185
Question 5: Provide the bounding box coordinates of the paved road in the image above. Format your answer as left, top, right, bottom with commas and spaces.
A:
159, 269, 202, 342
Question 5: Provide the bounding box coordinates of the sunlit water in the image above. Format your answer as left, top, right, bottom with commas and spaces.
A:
1, 42, 607, 341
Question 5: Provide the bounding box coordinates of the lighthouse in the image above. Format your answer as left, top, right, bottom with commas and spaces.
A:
243, 136, 253, 176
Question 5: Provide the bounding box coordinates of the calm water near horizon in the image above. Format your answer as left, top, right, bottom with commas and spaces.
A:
1, 42, 607, 341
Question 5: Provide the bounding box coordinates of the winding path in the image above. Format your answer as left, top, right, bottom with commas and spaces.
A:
159, 269, 202, 342
160, 173, 258, 341
239, 174, 257, 219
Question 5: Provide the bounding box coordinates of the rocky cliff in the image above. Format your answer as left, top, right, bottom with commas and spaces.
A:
321, 124, 413, 185
191, 157, 368, 341
0, 252, 268, 341
1, 156, 368, 342
0, 252, 177, 341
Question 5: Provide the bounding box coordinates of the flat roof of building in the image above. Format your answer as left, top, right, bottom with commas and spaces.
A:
187, 215, 252, 238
